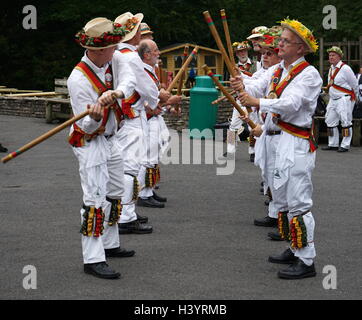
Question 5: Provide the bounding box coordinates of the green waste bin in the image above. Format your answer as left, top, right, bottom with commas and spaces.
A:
189, 76, 219, 139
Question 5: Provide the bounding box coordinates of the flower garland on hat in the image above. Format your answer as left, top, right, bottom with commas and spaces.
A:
232, 40, 251, 50
280, 18, 318, 53
327, 46, 344, 58
75, 23, 127, 48
124, 17, 140, 33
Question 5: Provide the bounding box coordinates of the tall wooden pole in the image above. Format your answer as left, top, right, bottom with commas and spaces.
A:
220, 9, 236, 66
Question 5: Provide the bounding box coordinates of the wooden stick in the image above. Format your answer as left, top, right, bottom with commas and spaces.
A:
220, 9, 236, 66
212, 90, 236, 104
1, 110, 89, 164
203, 11, 237, 77
5, 92, 59, 97
203, 64, 256, 129
167, 46, 199, 92
177, 46, 189, 96
1, 93, 123, 164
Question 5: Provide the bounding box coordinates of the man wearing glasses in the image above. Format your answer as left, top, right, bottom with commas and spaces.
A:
231, 19, 322, 280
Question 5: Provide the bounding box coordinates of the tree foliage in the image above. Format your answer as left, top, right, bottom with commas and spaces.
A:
1, 0, 361, 90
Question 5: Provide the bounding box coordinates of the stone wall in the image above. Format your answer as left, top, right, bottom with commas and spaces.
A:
0, 96, 233, 130
163, 97, 233, 131
0, 97, 68, 119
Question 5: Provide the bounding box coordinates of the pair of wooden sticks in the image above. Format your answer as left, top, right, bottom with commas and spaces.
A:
203, 10, 256, 129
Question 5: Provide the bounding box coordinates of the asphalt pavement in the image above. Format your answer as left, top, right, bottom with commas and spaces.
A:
0, 115, 361, 300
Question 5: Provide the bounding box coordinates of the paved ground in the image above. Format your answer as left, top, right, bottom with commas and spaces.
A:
0, 115, 362, 300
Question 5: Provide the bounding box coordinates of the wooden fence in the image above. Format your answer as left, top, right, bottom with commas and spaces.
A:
319, 36, 362, 77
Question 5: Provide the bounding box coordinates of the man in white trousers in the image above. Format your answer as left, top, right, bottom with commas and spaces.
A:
232, 18, 322, 279
107, 12, 170, 234
322, 46, 358, 152
68, 17, 136, 279
136, 39, 181, 208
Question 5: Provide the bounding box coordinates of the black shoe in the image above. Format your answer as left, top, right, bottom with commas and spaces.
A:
0, 144, 8, 153
250, 154, 255, 162
152, 191, 167, 203
105, 247, 135, 258
264, 199, 270, 206
268, 248, 298, 264
136, 214, 148, 224
268, 231, 283, 241
254, 216, 278, 227
84, 262, 120, 279
118, 220, 153, 234
278, 259, 316, 279
337, 147, 349, 153
321, 146, 338, 150
137, 197, 165, 208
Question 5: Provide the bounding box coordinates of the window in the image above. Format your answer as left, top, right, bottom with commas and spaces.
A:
204, 55, 216, 67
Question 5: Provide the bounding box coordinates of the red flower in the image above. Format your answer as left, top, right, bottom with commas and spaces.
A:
263, 35, 274, 45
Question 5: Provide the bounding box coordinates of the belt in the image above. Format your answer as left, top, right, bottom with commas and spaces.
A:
266, 130, 281, 136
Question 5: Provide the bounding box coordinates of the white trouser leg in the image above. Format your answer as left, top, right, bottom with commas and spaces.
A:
102, 136, 124, 250
325, 100, 340, 147
119, 174, 137, 223
289, 212, 316, 266
102, 201, 120, 250
286, 148, 316, 265
226, 130, 236, 154
266, 136, 288, 215
79, 164, 108, 264
339, 96, 354, 149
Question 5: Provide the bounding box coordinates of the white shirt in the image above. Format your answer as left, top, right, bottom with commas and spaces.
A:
328, 60, 358, 100
246, 56, 323, 128
143, 62, 161, 110
117, 43, 159, 111
67, 50, 136, 136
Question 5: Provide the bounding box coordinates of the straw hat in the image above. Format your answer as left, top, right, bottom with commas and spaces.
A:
114, 12, 144, 42
280, 18, 318, 53
140, 22, 153, 35
75, 17, 127, 50
247, 26, 268, 40
233, 41, 251, 51
327, 46, 344, 58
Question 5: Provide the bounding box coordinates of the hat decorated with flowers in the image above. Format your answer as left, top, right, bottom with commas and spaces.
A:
259, 26, 282, 49
114, 12, 144, 42
327, 46, 344, 58
233, 41, 251, 51
75, 17, 127, 50
247, 26, 268, 40
280, 18, 318, 53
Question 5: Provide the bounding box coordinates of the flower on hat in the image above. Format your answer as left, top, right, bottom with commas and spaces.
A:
280, 18, 318, 53
75, 23, 128, 48
258, 27, 282, 49
124, 17, 139, 33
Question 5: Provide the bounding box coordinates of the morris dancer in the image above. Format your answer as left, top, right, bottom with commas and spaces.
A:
137, 39, 182, 208
232, 18, 322, 279
322, 46, 358, 152
104, 12, 169, 233
68, 18, 136, 279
